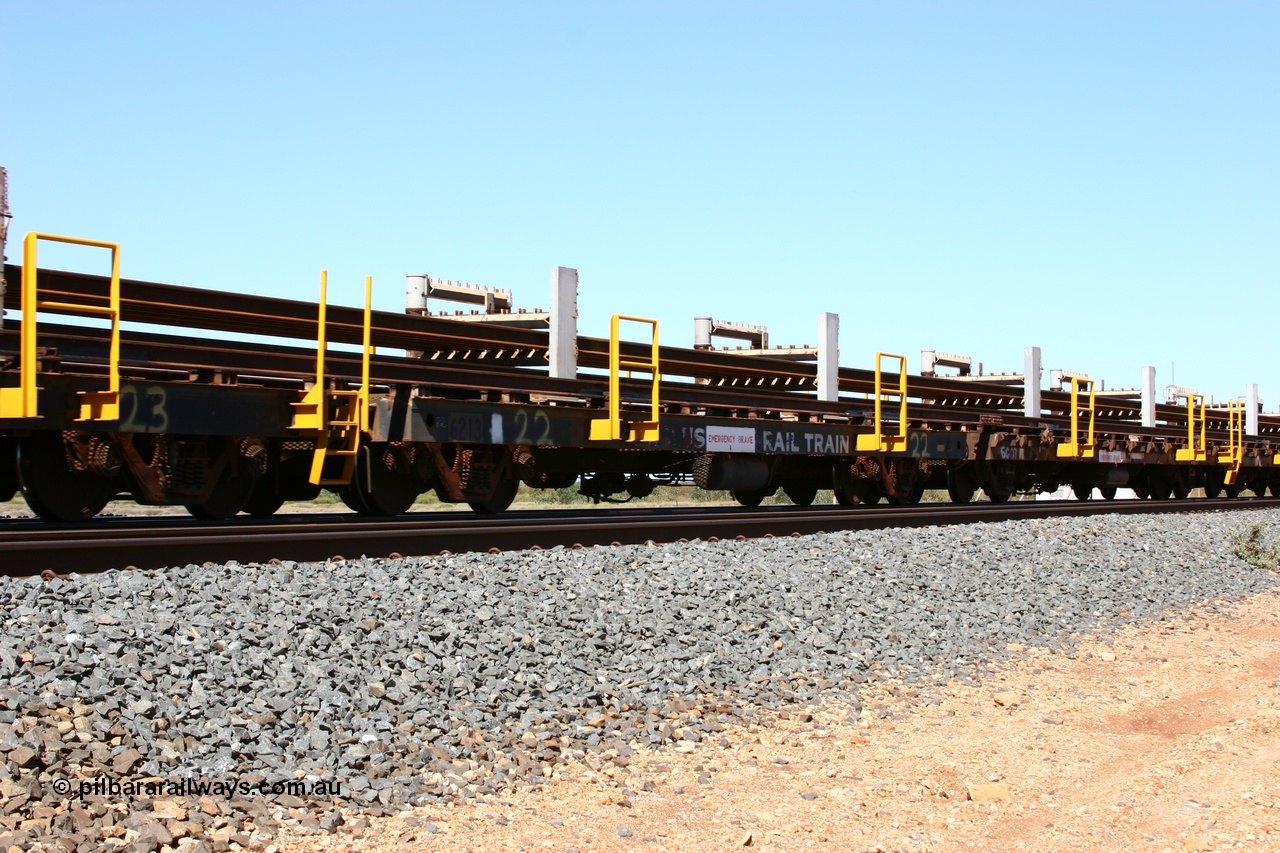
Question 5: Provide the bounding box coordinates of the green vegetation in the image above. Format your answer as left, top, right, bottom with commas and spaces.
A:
1230, 524, 1280, 571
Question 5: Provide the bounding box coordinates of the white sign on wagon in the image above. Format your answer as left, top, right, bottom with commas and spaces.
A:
706, 425, 756, 453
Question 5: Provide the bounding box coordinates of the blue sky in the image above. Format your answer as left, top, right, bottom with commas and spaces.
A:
5, 2, 1277, 405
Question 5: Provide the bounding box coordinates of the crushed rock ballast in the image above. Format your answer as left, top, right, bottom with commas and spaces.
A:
2, 508, 1278, 852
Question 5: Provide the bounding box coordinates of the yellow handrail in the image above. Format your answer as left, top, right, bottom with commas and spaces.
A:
0, 232, 120, 420
1219, 399, 1243, 485
1175, 393, 1207, 462
856, 352, 908, 452
303, 269, 371, 431
589, 314, 660, 442
358, 274, 372, 434
290, 271, 373, 484
1055, 377, 1096, 458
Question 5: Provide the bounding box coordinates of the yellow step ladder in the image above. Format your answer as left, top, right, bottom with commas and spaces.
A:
291, 271, 373, 486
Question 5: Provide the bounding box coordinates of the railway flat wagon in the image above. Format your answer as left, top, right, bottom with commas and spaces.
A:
1, 231, 1277, 522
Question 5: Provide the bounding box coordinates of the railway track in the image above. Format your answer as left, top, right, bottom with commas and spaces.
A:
3, 497, 1277, 576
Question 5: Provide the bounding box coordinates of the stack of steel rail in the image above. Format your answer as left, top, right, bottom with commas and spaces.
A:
0, 259, 1276, 536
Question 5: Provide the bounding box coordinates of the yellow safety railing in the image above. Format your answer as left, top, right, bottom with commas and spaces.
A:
290, 271, 373, 485
1175, 393, 1207, 462
1055, 377, 1096, 458
0, 232, 120, 420
589, 314, 660, 442
1218, 398, 1243, 485
856, 352, 908, 453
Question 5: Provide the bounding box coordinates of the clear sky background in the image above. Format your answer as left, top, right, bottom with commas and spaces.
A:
4, 2, 1276, 405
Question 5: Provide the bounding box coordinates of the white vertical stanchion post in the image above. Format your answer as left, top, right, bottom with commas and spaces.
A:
549, 266, 578, 379
403, 274, 429, 358
1141, 366, 1157, 428
405, 274, 427, 316
693, 317, 713, 350
1023, 346, 1041, 420
817, 312, 839, 402
1247, 383, 1260, 437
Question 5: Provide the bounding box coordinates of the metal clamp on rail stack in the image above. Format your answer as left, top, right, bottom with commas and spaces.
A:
0, 232, 120, 421
589, 314, 660, 442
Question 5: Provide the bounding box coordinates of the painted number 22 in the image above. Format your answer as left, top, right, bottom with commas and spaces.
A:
513, 410, 552, 445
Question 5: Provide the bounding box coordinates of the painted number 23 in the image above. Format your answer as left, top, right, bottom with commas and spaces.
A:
119, 385, 169, 433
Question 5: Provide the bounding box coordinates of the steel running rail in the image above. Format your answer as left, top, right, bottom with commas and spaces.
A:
4, 498, 1278, 576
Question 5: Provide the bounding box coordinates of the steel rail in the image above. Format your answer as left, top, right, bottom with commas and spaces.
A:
1, 322, 1265, 451
0, 266, 994, 401
16, 264, 1261, 428
2, 498, 1276, 576
4, 322, 1258, 448
0, 268, 996, 406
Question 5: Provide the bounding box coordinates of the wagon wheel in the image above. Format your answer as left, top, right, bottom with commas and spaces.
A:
0, 438, 17, 503
782, 483, 818, 506
732, 487, 771, 508
17, 433, 118, 522
243, 479, 286, 518
1071, 484, 1093, 501
338, 482, 372, 513
1147, 476, 1172, 500
468, 474, 519, 514
341, 443, 422, 516
186, 476, 255, 519
1099, 486, 1118, 501
891, 481, 926, 506
882, 459, 919, 506
833, 480, 861, 507
946, 468, 976, 504
985, 488, 1011, 503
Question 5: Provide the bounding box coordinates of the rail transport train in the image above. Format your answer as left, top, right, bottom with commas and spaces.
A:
0, 231, 1276, 523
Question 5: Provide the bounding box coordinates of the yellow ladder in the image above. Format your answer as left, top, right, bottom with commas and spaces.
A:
1175, 393, 1207, 462
589, 314, 660, 441
291, 271, 373, 485
856, 352, 908, 452
1218, 399, 1243, 485
1056, 377, 1096, 458
0, 232, 121, 420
